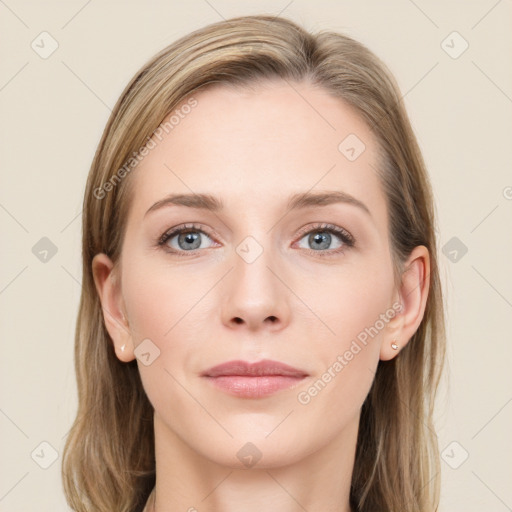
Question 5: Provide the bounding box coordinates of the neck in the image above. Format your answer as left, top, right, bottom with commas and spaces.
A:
147, 412, 358, 512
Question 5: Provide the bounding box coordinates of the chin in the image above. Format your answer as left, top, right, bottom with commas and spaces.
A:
193, 429, 311, 471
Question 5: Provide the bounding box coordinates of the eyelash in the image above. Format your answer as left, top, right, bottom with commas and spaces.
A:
157, 222, 355, 258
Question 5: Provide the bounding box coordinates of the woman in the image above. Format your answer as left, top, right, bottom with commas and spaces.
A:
62, 14, 446, 512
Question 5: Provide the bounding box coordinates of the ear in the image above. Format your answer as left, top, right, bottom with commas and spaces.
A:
91, 253, 135, 362
380, 245, 430, 361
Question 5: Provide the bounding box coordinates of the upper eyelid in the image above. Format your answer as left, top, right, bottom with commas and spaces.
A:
295, 223, 354, 243
159, 223, 217, 244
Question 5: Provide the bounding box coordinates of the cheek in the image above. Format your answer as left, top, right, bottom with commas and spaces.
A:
120, 263, 204, 414
121, 249, 395, 376
296, 259, 394, 405
122, 261, 202, 341
121, 260, 217, 387
306, 258, 395, 347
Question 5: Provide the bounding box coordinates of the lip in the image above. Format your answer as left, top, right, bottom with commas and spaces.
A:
201, 359, 308, 398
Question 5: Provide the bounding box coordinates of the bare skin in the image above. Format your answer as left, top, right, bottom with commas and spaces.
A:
93, 79, 429, 512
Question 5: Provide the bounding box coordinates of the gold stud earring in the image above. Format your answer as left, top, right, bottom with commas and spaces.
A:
391, 340, 399, 350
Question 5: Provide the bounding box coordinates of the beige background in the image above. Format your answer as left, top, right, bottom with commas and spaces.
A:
1, 1, 511, 510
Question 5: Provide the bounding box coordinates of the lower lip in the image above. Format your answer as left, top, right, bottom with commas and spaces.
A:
203, 375, 306, 398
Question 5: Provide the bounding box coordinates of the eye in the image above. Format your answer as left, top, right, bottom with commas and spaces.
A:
157, 222, 355, 258
158, 223, 217, 255
294, 223, 355, 257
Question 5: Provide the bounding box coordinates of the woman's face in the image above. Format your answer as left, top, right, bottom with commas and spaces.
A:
99, 80, 407, 468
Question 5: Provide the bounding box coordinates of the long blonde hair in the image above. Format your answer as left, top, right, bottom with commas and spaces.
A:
62, 15, 446, 511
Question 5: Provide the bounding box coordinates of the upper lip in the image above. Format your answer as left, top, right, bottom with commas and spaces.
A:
202, 359, 308, 378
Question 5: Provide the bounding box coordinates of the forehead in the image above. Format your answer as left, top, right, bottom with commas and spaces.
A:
127, 79, 386, 227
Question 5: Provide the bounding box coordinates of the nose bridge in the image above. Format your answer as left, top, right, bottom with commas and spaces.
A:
220, 227, 290, 331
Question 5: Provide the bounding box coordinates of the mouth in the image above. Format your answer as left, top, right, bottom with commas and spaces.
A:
201, 359, 309, 399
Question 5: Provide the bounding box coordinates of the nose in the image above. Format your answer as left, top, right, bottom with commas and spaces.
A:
220, 241, 291, 333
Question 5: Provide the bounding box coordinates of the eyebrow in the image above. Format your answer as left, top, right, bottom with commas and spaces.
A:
144, 190, 371, 218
